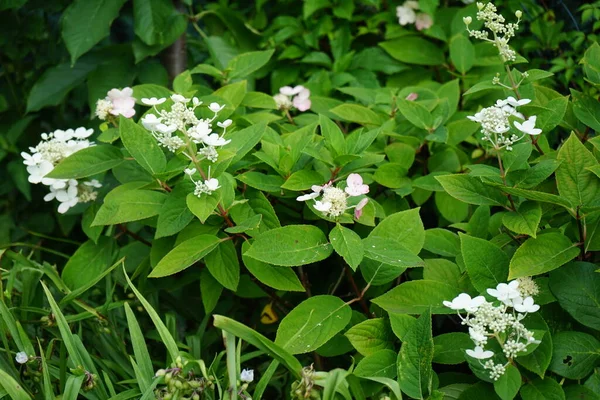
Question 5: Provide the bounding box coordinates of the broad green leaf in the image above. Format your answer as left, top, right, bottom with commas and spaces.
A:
62, 0, 126, 64
517, 313, 553, 378
214, 315, 302, 377
123, 268, 180, 362
225, 214, 262, 234
502, 142, 532, 174
241, 92, 277, 109
571, 89, 600, 132
227, 49, 274, 80
549, 331, 600, 380
502, 201, 542, 238
494, 364, 521, 400
27, 61, 96, 112
320, 114, 347, 157
330, 104, 386, 125
281, 170, 325, 191
244, 225, 333, 267
458, 382, 500, 400
133, 0, 176, 45
380, 37, 445, 66
374, 162, 408, 188
423, 259, 461, 287
242, 242, 304, 292
0, 369, 31, 400
155, 182, 195, 238
582, 42, 600, 85
369, 208, 425, 254
200, 268, 223, 313
520, 377, 565, 400
360, 257, 407, 286
433, 333, 471, 365
354, 349, 397, 378
204, 240, 240, 291
549, 262, 600, 330
423, 228, 460, 257
556, 132, 600, 207
460, 233, 509, 293
508, 232, 580, 279
275, 295, 352, 354
186, 192, 220, 223
45, 145, 124, 179
149, 234, 221, 277
131, 84, 173, 102
237, 171, 285, 192
372, 280, 462, 315
397, 309, 434, 399
120, 117, 166, 176
450, 34, 475, 74
499, 186, 573, 210
61, 237, 115, 290
436, 174, 507, 206
329, 224, 364, 270
345, 318, 395, 356
93, 187, 166, 226
363, 236, 423, 268
397, 99, 434, 130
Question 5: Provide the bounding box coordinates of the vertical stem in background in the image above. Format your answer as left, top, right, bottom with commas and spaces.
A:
496, 151, 516, 211
162, 0, 188, 84
225, 332, 238, 400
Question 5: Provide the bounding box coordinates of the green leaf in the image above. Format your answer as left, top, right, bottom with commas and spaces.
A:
499, 186, 573, 211
0, 369, 31, 400
345, 318, 395, 356
124, 303, 154, 389
275, 295, 351, 354
363, 236, 424, 268
508, 232, 580, 279
582, 42, 600, 85
225, 214, 262, 234
204, 240, 240, 291
502, 201, 542, 238
123, 268, 180, 362
517, 313, 553, 378
423, 228, 460, 257
61, 237, 115, 289
45, 145, 124, 179
120, 117, 166, 176
26, 61, 96, 112
397, 99, 434, 130
433, 333, 471, 365
549, 262, 600, 331
329, 224, 364, 270
227, 49, 274, 80
372, 280, 462, 315
186, 192, 220, 224
436, 174, 507, 206
62, 0, 126, 64
200, 268, 222, 313
397, 309, 434, 399
244, 225, 333, 267
93, 187, 166, 226
494, 364, 521, 400
380, 37, 445, 66
149, 234, 221, 277
369, 208, 425, 254
354, 349, 397, 378
330, 104, 385, 125
242, 242, 304, 292
520, 377, 565, 400
549, 331, 600, 380
241, 92, 277, 109
320, 114, 347, 157
460, 233, 509, 293
450, 34, 475, 74
237, 171, 285, 192
213, 315, 302, 378
281, 170, 325, 191
571, 89, 600, 132
133, 0, 177, 46
155, 182, 195, 238
132, 84, 173, 102
556, 132, 600, 207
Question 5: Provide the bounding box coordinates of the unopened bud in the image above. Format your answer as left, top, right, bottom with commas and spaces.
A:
477, 2, 484, 10
463, 16, 472, 25
515, 10, 522, 18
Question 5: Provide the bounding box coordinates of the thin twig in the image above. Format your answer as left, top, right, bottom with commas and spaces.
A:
344, 266, 373, 318
117, 225, 152, 247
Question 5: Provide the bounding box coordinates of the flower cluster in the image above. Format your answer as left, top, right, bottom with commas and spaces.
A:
140, 95, 231, 198
463, 3, 522, 62
95, 87, 136, 120
468, 96, 540, 150
297, 174, 369, 219
154, 357, 215, 400
274, 85, 311, 112
21, 128, 102, 213
444, 280, 541, 381
396, 1, 433, 31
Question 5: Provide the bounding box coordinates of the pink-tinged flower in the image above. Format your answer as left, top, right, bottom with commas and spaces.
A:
405, 92, 418, 101
345, 174, 369, 196
415, 13, 433, 31
354, 198, 369, 219
292, 88, 311, 112
108, 87, 136, 118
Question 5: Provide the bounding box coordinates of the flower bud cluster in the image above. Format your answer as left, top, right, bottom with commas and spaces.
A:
468, 96, 540, 151
443, 280, 540, 381
274, 85, 311, 111
21, 128, 102, 213
396, 1, 433, 31
296, 174, 369, 219
291, 365, 319, 400
95, 87, 136, 120
154, 357, 215, 400
141, 95, 232, 198
464, 2, 522, 62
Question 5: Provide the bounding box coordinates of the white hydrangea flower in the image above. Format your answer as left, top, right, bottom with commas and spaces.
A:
514, 116, 542, 136
487, 281, 521, 304
141, 97, 166, 106
466, 346, 494, 360
240, 368, 254, 383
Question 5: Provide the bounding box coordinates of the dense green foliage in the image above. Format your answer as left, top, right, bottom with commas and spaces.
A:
2, 0, 600, 399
